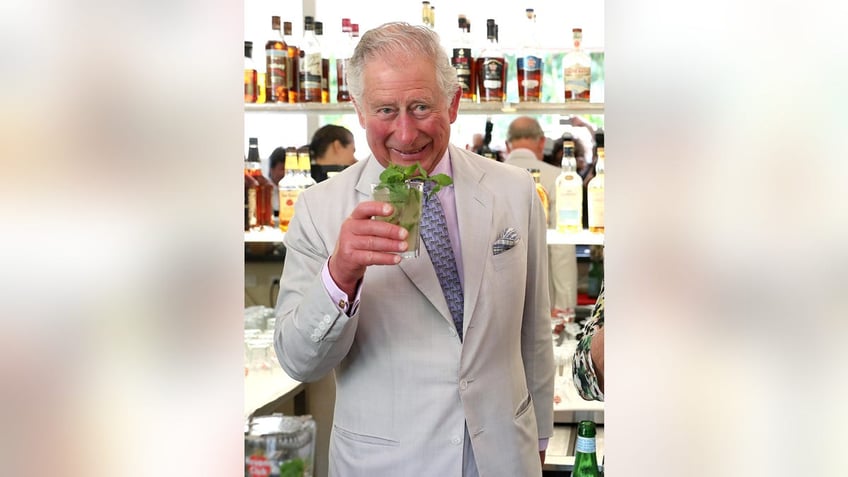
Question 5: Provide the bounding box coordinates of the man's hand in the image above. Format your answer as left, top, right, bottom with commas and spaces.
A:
539, 450, 546, 467
327, 200, 409, 297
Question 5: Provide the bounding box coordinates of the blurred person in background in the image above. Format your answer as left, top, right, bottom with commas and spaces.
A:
309, 124, 357, 182
504, 116, 579, 319
274, 22, 553, 477
572, 281, 604, 401
268, 146, 286, 214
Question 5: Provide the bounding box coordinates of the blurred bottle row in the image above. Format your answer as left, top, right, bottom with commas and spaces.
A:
244, 137, 351, 233
244, 10, 599, 105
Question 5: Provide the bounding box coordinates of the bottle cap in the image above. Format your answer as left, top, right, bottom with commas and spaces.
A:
577, 420, 597, 438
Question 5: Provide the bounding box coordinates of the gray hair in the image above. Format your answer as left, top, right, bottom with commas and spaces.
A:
347, 22, 460, 105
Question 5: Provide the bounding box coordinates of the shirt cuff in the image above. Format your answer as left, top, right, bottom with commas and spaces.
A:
321, 258, 361, 315
539, 437, 549, 452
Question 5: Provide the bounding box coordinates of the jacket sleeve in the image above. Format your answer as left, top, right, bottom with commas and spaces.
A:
572, 282, 605, 401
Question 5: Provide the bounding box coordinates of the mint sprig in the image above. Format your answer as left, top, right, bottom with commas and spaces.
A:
377, 163, 453, 199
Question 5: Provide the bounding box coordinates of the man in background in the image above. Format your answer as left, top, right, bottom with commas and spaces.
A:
504, 116, 578, 318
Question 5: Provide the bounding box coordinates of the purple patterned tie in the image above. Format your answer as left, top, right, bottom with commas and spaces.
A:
420, 181, 464, 341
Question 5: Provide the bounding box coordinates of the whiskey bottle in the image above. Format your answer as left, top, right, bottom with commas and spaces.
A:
517, 8, 543, 102
283, 21, 299, 103
586, 134, 604, 233
298, 16, 322, 103
278, 147, 302, 232
336, 18, 353, 102
314, 21, 330, 104
244, 170, 258, 231
556, 134, 583, 234
246, 138, 274, 229
451, 15, 476, 102
564, 28, 592, 102
529, 168, 550, 227
264, 16, 288, 103
244, 41, 258, 103
571, 420, 601, 477
476, 19, 506, 102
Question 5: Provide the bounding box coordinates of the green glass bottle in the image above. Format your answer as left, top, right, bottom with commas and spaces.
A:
571, 420, 600, 477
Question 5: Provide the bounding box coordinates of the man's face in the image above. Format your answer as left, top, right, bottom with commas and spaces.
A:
354, 57, 460, 174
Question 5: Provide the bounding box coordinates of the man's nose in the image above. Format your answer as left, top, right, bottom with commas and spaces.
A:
394, 112, 417, 145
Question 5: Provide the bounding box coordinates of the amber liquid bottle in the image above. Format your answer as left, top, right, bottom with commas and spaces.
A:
244, 41, 258, 103
517, 8, 542, 102
476, 19, 506, 102
246, 138, 274, 229
264, 16, 288, 103
336, 18, 353, 102
283, 21, 299, 104
452, 15, 476, 102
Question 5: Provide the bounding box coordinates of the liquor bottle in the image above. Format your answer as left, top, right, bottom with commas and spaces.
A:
314, 21, 330, 104
336, 18, 353, 102
555, 133, 583, 233
246, 138, 274, 228
245, 170, 258, 231
451, 15, 476, 102
297, 147, 317, 188
564, 28, 592, 102
516, 8, 542, 102
476, 19, 506, 102
429, 5, 436, 29
421, 1, 431, 27
283, 21, 299, 103
298, 16, 322, 103
587, 133, 604, 233
244, 41, 258, 103
571, 420, 601, 477
529, 168, 550, 227
265, 16, 288, 103
278, 147, 302, 232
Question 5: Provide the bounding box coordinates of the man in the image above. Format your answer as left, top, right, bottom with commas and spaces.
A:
504, 116, 578, 317
274, 22, 554, 477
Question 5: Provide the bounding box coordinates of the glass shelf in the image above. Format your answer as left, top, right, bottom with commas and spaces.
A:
245, 102, 604, 116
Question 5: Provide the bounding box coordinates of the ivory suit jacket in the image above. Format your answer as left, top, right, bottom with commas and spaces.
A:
274, 144, 555, 477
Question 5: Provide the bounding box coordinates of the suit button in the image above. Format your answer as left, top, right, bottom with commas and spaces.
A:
460, 379, 468, 391
449, 327, 457, 337
451, 436, 461, 445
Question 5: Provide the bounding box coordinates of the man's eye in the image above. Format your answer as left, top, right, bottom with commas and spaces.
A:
376, 107, 394, 115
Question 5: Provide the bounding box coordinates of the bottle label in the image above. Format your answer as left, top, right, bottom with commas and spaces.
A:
517, 55, 542, 72
265, 49, 287, 101
481, 58, 504, 89
452, 48, 473, 94
301, 52, 323, 89
278, 189, 301, 229
246, 454, 272, 477
565, 65, 591, 98
248, 188, 258, 227
588, 188, 604, 227
575, 436, 596, 454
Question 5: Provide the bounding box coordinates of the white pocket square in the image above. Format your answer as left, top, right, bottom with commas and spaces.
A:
492, 227, 520, 255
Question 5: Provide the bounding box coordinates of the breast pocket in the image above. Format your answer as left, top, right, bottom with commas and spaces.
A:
491, 240, 525, 272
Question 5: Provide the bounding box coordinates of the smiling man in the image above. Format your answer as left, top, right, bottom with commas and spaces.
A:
273, 22, 554, 477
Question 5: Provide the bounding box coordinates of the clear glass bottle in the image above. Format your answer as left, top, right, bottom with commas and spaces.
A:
244, 41, 258, 103
451, 15, 476, 102
264, 16, 288, 103
571, 420, 601, 477
283, 21, 299, 103
556, 134, 583, 233
587, 134, 604, 233
314, 21, 330, 103
278, 147, 302, 232
297, 146, 317, 188
297, 16, 322, 103
564, 28, 592, 102
476, 19, 506, 102
517, 8, 543, 102
421, 1, 431, 27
